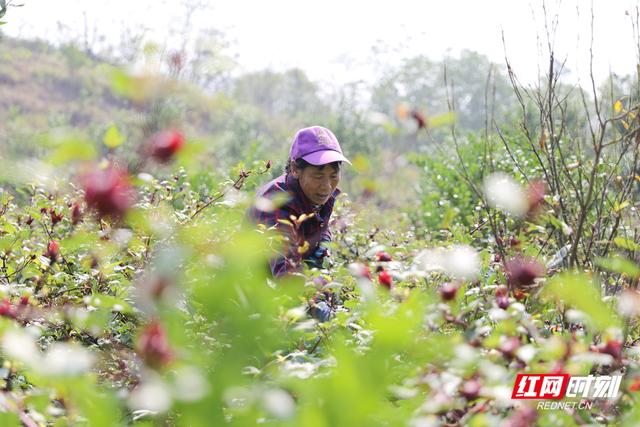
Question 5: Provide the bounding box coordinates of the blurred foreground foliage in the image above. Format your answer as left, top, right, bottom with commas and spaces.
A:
0, 28, 639, 427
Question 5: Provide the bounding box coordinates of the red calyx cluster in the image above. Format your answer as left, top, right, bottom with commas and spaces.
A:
499, 336, 521, 360
147, 130, 186, 163
410, 110, 427, 129
137, 319, 174, 369
82, 166, 135, 220
71, 202, 83, 225
504, 256, 545, 289
376, 251, 392, 262
378, 270, 393, 289
526, 179, 546, 215
495, 285, 510, 309
50, 209, 63, 226
44, 240, 60, 262
591, 339, 623, 362
502, 406, 538, 427
360, 265, 373, 281
0, 296, 29, 319
460, 378, 482, 400
0, 298, 17, 318
440, 282, 458, 301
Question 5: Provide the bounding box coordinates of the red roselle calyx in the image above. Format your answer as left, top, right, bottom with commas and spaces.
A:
526, 179, 546, 215
440, 282, 458, 301
499, 337, 521, 359
71, 202, 83, 225
44, 240, 60, 262
81, 166, 135, 220
50, 209, 63, 226
504, 256, 545, 289
0, 298, 16, 319
496, 295, 510, 309
147, 130, 186, 163
360, 265, 372, 281
378, 270, 393, 289
592, 339, 623, 362
137, 319, 174, 369
376, 251, 392, 262
460, 379, 482, 400
495, 285, 508, 297
410, 110, 427, 129
495, 285, 510, 309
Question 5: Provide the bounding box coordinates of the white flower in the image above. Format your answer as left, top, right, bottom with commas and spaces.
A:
483, 172, 528, 217
137, 173, 154, 182
262, 389, 295, 419
414, 245, 480, 280
618, 290, 640, 317
173, 366, 209, 402
42, 342, 94, 376
2, 330, 40, 366
128, 376, 172, 413
254, 197, 276, 213
220, 189, 247, 207
414, 248, 446, 273
516, 345, 537, 363
446, 245, 480, 280
113, 228, 133, 247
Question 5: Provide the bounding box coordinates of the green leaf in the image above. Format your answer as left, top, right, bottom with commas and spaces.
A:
0, 237, 13, 252
595, 255, 640, 279
61, 231, 101, 252
351, 154, 370, 174
428, 112, 457, 128
613, 200, 630, 213
50, 139, 96, 165
614, 100, 623, 113
85, 294, 134, 314
0, 412, 19, 426
110, 69, 135, 97
613, 237, 640, 251
543, 272, 620, 331
103, 125, 125, 148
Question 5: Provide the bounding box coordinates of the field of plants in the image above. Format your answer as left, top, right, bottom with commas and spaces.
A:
1, 3, 640, 426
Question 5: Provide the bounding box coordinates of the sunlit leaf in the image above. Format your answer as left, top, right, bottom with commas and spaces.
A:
614, 100, 623, 113
103, 125, 125, 149
595, 255, 640, 279
613, 200, 630, 213
614, 237, 640, 251
50, 139, 96, 165
351, 154, 370, 174
543, 272, 620, 331
428, 111, 457, 128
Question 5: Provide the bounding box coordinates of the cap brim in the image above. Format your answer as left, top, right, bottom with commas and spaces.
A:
302, 150, 352, 166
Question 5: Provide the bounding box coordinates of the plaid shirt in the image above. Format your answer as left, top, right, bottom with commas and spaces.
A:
248, 173, 340, 277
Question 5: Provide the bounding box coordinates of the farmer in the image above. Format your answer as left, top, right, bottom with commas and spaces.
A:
249, 126, 350, 277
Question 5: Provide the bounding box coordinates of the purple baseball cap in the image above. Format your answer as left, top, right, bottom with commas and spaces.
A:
290, 126, 351, 166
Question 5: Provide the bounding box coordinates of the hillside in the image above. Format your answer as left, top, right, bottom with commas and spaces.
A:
0, 36, 306, 170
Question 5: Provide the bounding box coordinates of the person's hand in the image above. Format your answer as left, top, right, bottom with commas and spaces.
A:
304, 243, 329, 269
308, 300, 331, 322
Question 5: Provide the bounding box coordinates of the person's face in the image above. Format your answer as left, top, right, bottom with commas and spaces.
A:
292, 162, 341, 205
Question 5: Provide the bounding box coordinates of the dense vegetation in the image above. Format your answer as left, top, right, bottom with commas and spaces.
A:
1, 9, 640, 426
